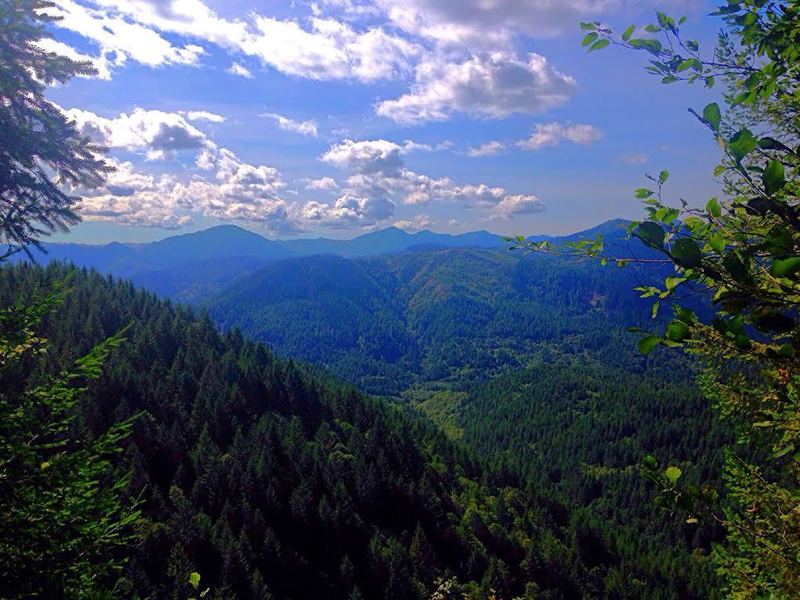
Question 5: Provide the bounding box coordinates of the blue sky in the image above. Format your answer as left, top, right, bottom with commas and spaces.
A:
43, 0, 726, 243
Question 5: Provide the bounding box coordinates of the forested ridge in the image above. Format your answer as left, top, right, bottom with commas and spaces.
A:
6, 261, 711, 599
207, 231, 678, 397
0, 261, 724, 598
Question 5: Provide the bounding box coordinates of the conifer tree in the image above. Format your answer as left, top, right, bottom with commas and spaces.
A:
0, 0, 110, 258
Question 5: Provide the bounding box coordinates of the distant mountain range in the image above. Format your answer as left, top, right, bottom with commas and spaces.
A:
7, 220, 633, 302
11, 219, 631, 271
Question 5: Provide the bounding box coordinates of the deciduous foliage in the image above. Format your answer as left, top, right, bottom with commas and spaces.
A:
0, 286, 141, 597
522, 3, 800, 595
0, 2, 137, 596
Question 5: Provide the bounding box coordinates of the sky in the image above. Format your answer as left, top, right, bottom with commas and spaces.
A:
41, 0, 727, 243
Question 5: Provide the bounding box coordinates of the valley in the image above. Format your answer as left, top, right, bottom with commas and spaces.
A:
8, 221, 724, 598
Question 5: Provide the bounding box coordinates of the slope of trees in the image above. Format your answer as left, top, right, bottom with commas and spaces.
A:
4, 262, 657, 599
208, 234, 678, 397
456, 361, 729, 598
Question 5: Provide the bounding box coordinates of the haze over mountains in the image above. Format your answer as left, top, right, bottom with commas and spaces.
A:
12, 220, 635, 306
17, 223, 514, 273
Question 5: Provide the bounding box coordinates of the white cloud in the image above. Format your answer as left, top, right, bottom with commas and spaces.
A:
517, 122, 602, 150
394, 214, 433, 231
243, 16, 418, 81
467, 141, 506, 157
375, 0, 700, 45
302, 194, 396, 228
492, 194, 544, 218
376, 52, 575, 124
46, 0, 205, 74
77, 148, 301, 233
227, 62, 253, 78
376, 0, 607, 44
55, 0, 420, 82
64, 107, 208, 159
262, 113, 319, 137
306, 177, 339, 190
183, 110, 226, 123
322, 139, 405, 175
62, 105, 301, 232
320, 138, 544, 221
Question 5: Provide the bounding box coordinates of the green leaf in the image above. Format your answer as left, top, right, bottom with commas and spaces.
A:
666, 321, 690, 341
758, 137, 791, 152
766, 226, 793, 254
581, 32, 598, 47
630, 38, 662, 54
723, 252, 749, 283
644, 24, 661, 32
709, 235, 726, 253
659, 169, 669, 184
705, 197, 721, 217
189, 572, 201, 590
702, 102, 721, 132
727, 128, 757, 162
635, 188, 655, 199
671, 238, 702, 268
762, 160, 785, 195
580, 22, 596, 30
772, 257, 800, 278
664, 466, 682, 485
677, 58, 697, 72
622, 25, 635, 41
642, 454, 658, 470
665, 276, 685, 291
589, 38, 610, 52
639, 335, 661, 354
634, 221, 665, 249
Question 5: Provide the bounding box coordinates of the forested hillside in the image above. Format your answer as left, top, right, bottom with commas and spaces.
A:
207, 230, 673, 397
6, 262, 716, 599
457, 362, 728, 597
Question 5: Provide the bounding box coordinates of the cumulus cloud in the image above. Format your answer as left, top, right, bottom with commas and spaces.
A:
183, 110, 226, 123
318, 138, 543, 221
227, 62, 253, 78
375, 0, 700, 45
517, 122, 602, 150
376, 52, 575, 124
45, 0, 205, 73
65, 107, 209, 160
492, 194, 544, 218
262, 113, 319, 137
394, 214, 433, 231
61, 105, 301, 232
50, 0, 419, 82
306, 177, 339, 190
467, 141, 506, 157
302, 194, 396, 228
77, 148, 301, 233
322, 139, 406, 175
